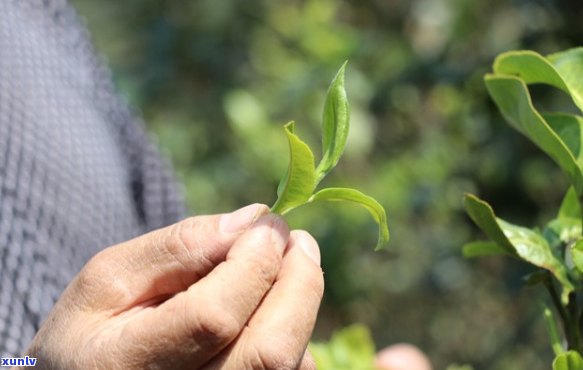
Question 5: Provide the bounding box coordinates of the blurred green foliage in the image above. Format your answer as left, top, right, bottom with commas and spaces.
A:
70, 0, 583, 368
310, 324, 377, 369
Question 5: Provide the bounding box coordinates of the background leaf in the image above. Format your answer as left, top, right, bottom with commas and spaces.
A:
494, 51, 569, 92
558, 187, 582, 220
464, 194, 574, 303
484, 75, 583, 194
463, 194, 515, 254
271, 122, 316, 215
309, 324, 377, 370
544, 113, 583, 170
547, 48, 583, 113
493, 49, 583, 113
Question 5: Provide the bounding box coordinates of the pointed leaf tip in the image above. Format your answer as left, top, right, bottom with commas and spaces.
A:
315, 63, 350, 184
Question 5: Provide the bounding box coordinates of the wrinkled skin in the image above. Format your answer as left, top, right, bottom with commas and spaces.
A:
22, 204, 324, 370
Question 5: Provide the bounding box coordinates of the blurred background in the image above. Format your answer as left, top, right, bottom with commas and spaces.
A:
69, 0, 583, 368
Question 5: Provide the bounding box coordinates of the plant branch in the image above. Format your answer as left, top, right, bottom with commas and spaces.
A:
546, 278, 575, 347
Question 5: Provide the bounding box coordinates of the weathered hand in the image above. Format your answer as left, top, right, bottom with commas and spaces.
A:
24, 204, 324, 369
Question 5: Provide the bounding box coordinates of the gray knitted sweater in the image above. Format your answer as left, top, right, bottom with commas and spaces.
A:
0, 0, 187, 356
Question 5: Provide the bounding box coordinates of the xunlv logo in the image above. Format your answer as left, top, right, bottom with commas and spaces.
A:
1, 356, 37, 367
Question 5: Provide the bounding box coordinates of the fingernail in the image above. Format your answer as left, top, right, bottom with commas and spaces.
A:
220, 204, 266, 234
295, 232, 321, 266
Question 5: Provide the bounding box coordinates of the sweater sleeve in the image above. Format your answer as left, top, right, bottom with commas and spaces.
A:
0, 0, 186, 356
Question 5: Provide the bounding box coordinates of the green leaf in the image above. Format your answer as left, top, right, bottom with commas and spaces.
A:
571, 239, 583, 274
544, 304, 566, 356
463, 194, 515, 254
464, 194, 574, 303
544, 217, 581, 249
271, 122, 317, 215
309, 188, 389, 250
484, 74, 583, 194
553, 351, 583, 370
558, 187, 582, 220
462, 241, 510, 258
309, 324, 377, 370
493, 49, 583, 113
547, 48, 583, 113
315, 62, 350, 184
493, 50, 570, 93
545, 113, 583, 170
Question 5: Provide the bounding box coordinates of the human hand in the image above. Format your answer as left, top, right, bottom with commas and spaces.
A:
375, 344, 432, 370
23, 204, 324, 369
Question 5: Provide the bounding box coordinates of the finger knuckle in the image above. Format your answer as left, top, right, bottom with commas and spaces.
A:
164, 218, 199, 269
251, 340, 300, 370
188, 300, 241, 347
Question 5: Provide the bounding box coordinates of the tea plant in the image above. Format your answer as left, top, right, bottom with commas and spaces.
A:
270, 63, 389, 251
464, 47, 583, 369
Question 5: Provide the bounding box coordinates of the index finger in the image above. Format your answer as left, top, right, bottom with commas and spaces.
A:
70, 203, 269, 312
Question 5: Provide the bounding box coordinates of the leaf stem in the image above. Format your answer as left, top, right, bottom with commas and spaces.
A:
544, 305, 566, 356
546, 278, 574, 347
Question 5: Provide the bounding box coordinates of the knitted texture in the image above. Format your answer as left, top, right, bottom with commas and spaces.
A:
0, 0, 186, 356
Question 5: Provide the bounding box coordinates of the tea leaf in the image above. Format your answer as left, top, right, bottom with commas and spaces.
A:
553, 351, 583, 370
462, 241, 510, 258
558, 187, 582, 220
493, 49, 583, 113
309, 188, 389, 250
271, 122, 316, 215
463, 194, 515, 254
484, 75, 583, 194
493, 50, 569, 93
547, 48, 583, 113
464, 194, 574, 303
544, 113, 583, 169
544, 217, 581, 249
315, 62, 350, 184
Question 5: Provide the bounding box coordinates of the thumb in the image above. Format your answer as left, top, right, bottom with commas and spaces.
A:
68, 203, 269, 312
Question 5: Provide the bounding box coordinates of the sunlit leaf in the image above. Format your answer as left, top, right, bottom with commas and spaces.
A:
315, 62, 350, 184
493, 49, 583, 113
484, 75, 583, 194
544, 217, 581, 249
271, 122, 316, 215
547, 48, 583, 113
464, 194, 574, 303
544, 113, 583, 170
309, 188, 389, 250
493, 50, 569, 94
463, 194, 515, 254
